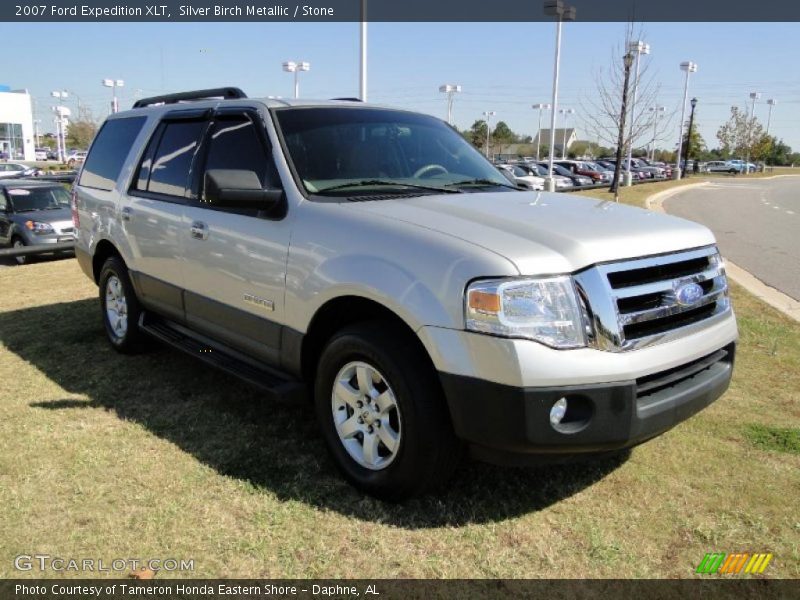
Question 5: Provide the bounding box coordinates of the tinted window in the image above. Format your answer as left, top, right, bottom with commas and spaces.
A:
139, 120, 207, 197
202, 115, 277, 199
79, 117, 146, 190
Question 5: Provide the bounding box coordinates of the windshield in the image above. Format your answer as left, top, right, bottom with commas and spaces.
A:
8, 187, 70, 212
275, 107, 512, 196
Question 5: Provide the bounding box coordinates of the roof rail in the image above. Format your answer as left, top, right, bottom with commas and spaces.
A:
133, 87, 247, 109
330, 97, 363, 102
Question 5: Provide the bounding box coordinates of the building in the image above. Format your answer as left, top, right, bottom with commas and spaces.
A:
0, 86, 35, 161
533, 128, 577, 156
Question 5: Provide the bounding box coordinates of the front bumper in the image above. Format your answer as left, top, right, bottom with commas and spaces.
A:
439, 342, 735, 465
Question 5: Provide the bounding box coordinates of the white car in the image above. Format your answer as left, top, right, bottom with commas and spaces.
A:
66, 151, 87, 168
35, 148, 49, 161
497, 164, 545, 190
519, 163, 573, 189
0, 163, 38, 179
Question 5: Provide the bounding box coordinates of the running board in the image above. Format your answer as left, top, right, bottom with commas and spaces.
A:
139, 313, 306, 403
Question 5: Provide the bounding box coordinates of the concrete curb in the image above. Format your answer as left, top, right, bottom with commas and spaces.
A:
645, 182, 800, 323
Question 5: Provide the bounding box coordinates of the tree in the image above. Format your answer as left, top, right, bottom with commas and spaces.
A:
467, 119, 488, 150
65, 120, 98, 150
716, 106, 765, 161
492, 121, 515, 154
763, 137, 793, 165
682, 121, 707, 162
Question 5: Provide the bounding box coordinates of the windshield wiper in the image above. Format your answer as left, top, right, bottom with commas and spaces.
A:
446, 178, 518, 190
315, 179, 461, 195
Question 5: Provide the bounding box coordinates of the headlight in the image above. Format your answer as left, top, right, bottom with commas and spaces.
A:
24, 220, 54, 234
465, 276, 586, 348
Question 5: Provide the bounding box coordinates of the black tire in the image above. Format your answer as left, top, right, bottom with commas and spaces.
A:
11, 237, 27, 265
98, 255, 148, 354
314, 321, 462, 501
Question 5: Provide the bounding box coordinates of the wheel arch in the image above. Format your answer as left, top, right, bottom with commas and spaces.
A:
92, 239, 124, 283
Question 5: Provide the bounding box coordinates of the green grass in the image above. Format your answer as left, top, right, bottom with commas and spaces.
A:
744, 425, 800, 455
0, 260, 798, 579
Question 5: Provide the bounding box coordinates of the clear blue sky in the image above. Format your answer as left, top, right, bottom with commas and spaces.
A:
6, 21, 799, 151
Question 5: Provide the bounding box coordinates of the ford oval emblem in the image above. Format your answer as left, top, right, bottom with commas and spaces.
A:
675, 282, 704, 306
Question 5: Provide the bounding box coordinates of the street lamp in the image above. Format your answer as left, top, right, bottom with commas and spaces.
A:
766, 98, 777, 136
360, 0, 367, 101
611, 52, 635, 201
282, 61, 310, 99
532, 103, 551, 161
648, 105, 666, 160
625, 40, 650, 186
684, 97, 698, 175
439, 84, 462, 125
543, 0, 576, 192
674, 61, 697, 180
745, 92, 761, 171
102, 79, 124, 114
483, 111, 496, 159
50, 90, 69, 162
559, 108, 575, 159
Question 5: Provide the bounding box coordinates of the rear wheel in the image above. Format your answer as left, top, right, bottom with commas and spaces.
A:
98, 256, 147, 353
314, 321, 462, 500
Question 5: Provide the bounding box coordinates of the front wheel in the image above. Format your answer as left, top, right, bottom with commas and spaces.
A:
12, 237, 27, 266
314, 322, 462, 500
98, 256, 148, 353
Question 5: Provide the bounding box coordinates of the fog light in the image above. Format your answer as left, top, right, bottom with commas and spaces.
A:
550, 397, 568, 426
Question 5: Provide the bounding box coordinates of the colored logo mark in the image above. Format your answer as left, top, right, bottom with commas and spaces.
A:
696, 552, 773, 575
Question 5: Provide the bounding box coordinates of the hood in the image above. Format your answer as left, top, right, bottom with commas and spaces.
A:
12, 207, 72, 227
350, 191, 715, 275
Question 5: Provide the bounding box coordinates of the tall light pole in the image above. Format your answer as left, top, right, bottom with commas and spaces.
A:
102, 79, 124, 114
674, 61, 697, 180
625, 40, 650, 185
766, 98, 777, 136
33, 119, 41, 147
648, 105, 665, 160
483, 111, 496, 159
282, 61, 310, 99
684, 97, 698, 175
50, 90, 69, 162
559, 108, 575, 158
532, 103, 551, 161
543, 0, 576, 192
745, 91, 761, 172
439, 84, 462, 125
611, 52, 634, 201
360, 0, 367, 101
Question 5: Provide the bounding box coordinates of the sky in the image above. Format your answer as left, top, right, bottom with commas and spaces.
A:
5, 21, 799, 151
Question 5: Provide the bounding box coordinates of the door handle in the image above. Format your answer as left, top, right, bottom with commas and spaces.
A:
190, 221, 209, 240
120, 207, 132, 222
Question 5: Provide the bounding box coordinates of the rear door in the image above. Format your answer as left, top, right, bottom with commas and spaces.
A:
125, 110, 209, 322
179, 107, 292, 365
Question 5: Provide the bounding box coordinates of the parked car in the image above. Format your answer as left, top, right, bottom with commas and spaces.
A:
727, 159, 756, 173
598, 159, 649, 180
705, 161, 741, 174
0, 180, 76, 265
554, 160, 606, 183
65, 151, 87, 168
497, 164, 545, 190
35, 148, 50, 161
538, 162, 593, 187
73, 89, 737, 500
0, 163, 39, 179
518, 163, 573, 189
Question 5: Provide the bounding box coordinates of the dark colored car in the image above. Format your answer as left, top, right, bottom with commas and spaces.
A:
0, 180, 75, 265
538, 162, 593, 186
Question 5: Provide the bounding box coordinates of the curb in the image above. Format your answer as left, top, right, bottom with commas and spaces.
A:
645, 182, 800, 323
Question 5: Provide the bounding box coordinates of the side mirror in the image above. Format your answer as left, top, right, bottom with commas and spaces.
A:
204, 169, 283, 210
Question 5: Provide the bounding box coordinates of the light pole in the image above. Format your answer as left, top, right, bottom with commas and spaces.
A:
611, 52, 634, 201
282, 61, 310, 99
674, 61, 697, 180
483, 111, 496, 159
746, 91, 761, 171
360, 0, 367, 101
625, 40, 650, 186
439, 85, 462, 125
766, 98, 777, 136
50, 90, 69, 162
648, 105, 665, 160
559, 108, 575, 158
102, 79, 124, 114
532, 103, 551, 161
684, 97, 698, 175
543, 0, 576, 192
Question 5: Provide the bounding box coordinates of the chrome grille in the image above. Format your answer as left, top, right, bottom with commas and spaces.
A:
574, 246, 731, 352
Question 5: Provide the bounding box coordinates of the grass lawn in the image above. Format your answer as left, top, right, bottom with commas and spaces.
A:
0, 254, 798, 579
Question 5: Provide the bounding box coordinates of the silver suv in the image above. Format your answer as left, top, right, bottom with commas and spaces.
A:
73, 87, 738, 500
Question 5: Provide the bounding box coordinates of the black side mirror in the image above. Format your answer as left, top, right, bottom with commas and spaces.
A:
204, 169, 283, 210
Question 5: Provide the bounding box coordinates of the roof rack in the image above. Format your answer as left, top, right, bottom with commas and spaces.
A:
330, 97, 363, 102
133, 87, 247, 109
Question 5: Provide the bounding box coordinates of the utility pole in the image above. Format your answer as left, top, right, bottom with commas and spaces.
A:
483, 111, 496, 159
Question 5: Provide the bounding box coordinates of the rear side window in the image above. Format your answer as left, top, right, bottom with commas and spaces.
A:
78, 117, 146, 191
135, 120, 207, 198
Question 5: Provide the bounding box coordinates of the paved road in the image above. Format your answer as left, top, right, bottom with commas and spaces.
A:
664, 177, 800, 301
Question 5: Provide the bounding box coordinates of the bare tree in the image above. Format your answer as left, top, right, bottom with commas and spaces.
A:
580, 26, 677, 158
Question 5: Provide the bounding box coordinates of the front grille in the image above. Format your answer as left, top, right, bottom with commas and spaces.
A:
575, 246, 731, 352
636, 345, 733, 401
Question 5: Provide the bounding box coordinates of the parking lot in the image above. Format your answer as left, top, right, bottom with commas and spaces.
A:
1, 253, 798, 578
